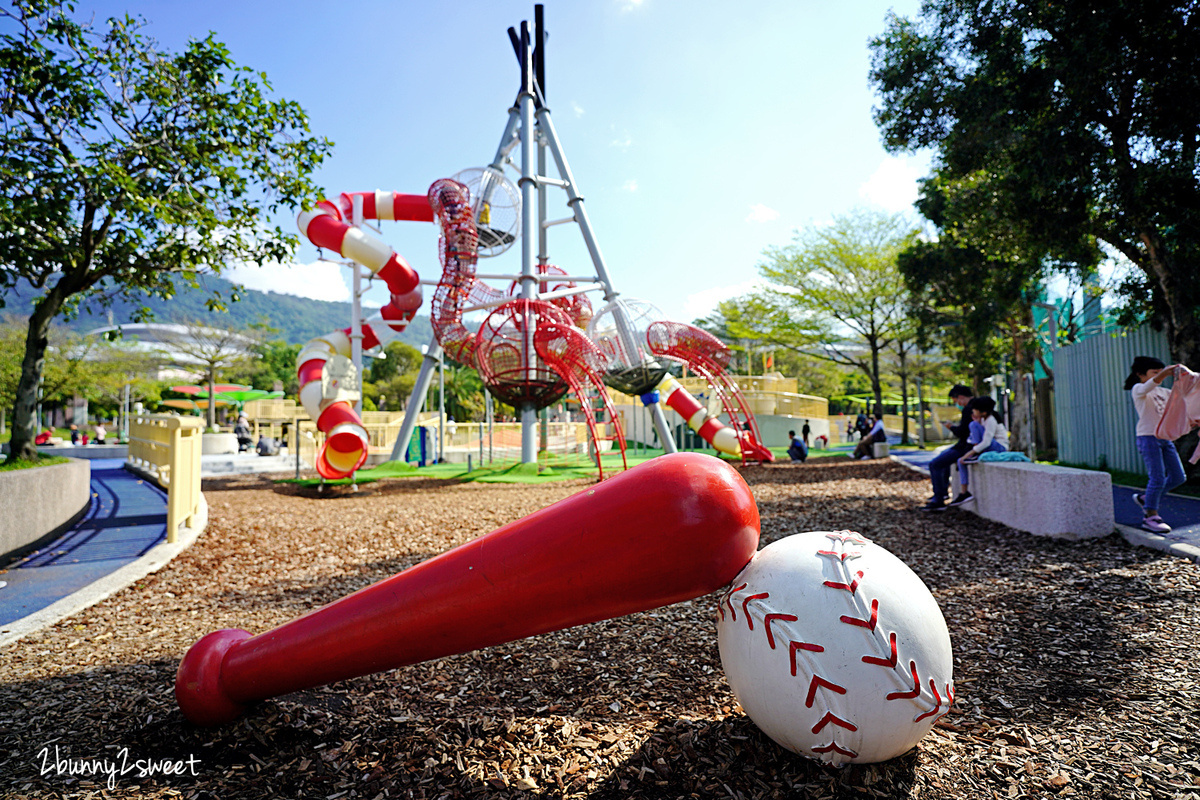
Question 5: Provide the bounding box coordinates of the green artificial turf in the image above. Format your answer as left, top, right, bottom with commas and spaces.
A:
274, 442, 886, 488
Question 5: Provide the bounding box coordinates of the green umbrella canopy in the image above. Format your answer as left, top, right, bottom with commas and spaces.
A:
212, 389, 285, 413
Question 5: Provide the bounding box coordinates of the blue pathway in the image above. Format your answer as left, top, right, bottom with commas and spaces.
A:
891, 447, 1200, 538
0, 459, 168, 628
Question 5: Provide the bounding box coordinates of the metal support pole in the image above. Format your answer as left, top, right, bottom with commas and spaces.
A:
518, 21, 538, 465
389, 338, 443, 461
486, 389, 494, 463
650, 403, 676, 454
350, 194, 365, 416
438, 349, 445, 464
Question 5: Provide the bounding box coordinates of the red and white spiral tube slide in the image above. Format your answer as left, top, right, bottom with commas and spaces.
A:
295, 192, 435, 479
658, 376, 772, 461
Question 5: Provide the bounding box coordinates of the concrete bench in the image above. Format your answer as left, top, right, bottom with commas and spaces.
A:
966, 461, 1114, 540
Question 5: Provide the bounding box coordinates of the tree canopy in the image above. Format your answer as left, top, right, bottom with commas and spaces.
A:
870, 0, 1200, 363
723, 210, 920, 414
0, 0, 330, 458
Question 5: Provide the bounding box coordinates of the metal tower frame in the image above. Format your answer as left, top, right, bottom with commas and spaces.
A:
391, 5, 677, 465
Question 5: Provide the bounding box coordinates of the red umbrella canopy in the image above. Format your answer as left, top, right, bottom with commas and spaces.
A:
161, 398, 231, 411
170, 384, 252, 397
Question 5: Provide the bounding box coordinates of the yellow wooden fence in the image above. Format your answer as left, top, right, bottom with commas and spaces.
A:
126, 414, 203, 543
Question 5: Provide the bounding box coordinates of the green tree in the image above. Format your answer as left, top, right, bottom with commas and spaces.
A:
367, 341, 423, 384
362, 341, 423, 412
0, 1, 330, 459
870, 0, 1200, 363
695, 305, 847, 398
442, 363, 485, 422
226, 337, 302, 395
731, 210, 920, 414
164, 321, 262, 427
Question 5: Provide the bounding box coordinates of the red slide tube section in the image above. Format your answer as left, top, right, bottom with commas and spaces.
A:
175, 453, 760, 726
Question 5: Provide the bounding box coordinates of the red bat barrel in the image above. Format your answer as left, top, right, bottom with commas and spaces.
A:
176, 453, 760, 726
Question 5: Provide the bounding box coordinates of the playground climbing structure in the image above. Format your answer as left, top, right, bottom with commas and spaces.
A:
292, 6, 771, 480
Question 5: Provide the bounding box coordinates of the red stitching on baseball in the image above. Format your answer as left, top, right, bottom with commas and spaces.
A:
812, 741, 858, 759
862, 631, 898, 668
724, 583, 747, 621
789, 640, 825, 676
915, 679, 943, 722
811, 711, 857, 734
805, 675, 847, 708
824, 569, 864, 594
763, 613, 798, 649
817, 548, 858, 562
840, 598, 879, 631
741, 592, 769, 629
887, 661, 921, 700
826, 531, 867, 544
945, 683, 955, 707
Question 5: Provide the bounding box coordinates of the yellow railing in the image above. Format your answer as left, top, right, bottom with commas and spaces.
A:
126, 414, 203, 543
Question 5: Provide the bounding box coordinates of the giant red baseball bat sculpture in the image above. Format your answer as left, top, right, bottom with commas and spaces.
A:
176, 453, 760, 726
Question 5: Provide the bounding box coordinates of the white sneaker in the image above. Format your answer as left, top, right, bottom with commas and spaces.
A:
1133, 493, 1146, 512
1141, 515, 1172, 534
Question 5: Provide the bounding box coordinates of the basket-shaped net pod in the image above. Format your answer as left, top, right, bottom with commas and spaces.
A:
476, 299, 572, 409
585, 298, 670, 395
450, 166, 521, 258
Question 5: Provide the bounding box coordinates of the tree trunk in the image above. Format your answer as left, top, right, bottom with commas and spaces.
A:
207, 370, 217, 429
869, 340, 884, 416
1166, 300, 1200, 369
9, 294, 63, 460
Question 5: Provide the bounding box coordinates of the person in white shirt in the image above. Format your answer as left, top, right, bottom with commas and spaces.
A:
947, 396, 1008, 507
1126, 356, 1185, 534
853, 412, 887, 459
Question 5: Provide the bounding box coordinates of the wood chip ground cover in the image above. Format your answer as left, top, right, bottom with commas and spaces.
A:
2, 457, 1198, 799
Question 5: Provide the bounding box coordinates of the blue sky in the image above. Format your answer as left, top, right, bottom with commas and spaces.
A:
71, 0, 930, 325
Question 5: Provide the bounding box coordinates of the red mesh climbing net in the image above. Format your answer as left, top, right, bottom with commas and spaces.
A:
533, 319, 627, 478
646, 320, 770, 463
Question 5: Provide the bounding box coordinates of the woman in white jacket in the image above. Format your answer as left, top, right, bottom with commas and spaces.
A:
1126, 356, 1184, 534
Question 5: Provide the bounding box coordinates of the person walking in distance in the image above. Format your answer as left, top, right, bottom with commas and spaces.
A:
918, 385, 975, 511
1126, 356, 1186, 533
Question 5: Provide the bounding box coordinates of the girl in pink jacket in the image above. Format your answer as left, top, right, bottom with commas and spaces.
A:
1125, 356, 1185, 534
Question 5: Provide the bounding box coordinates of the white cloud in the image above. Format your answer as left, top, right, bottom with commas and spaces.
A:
222, 259, 352, 303
622, 179, 639, 192
610, 132, 633, 150
616, 0, 645, 11
745, 203, 780, 223
682, 278, 764, 321
571, 101, 585, 118
858, 154, 928, 213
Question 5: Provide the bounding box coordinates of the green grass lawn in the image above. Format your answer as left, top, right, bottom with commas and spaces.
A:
277, 443, 872, 488
0, 455, 71, 471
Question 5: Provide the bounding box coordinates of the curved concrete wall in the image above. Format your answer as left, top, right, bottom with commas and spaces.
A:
0, 458, 90, 562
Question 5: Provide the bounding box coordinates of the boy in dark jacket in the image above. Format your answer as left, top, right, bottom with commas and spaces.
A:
918, 385, 975, 511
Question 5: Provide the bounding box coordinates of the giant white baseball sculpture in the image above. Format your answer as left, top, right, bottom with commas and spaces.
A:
716, 531, 953, 765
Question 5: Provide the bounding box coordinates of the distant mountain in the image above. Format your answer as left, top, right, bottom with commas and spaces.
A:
1, 274, 435, 348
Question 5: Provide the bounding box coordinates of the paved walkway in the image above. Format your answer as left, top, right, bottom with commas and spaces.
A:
0, 459, 169, 629
891, 447, 1200, 562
